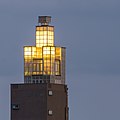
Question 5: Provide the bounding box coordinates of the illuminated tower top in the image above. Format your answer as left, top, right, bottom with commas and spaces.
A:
36, 16, 54, 47
24, 16, 66, 84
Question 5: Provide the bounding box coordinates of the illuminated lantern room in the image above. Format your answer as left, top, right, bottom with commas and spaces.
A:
24, 16, 66, 84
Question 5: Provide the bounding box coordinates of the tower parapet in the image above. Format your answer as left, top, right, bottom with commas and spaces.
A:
38, 16, 51, 25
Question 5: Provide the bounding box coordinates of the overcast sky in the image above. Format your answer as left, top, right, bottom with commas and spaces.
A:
0, 0, 120, 120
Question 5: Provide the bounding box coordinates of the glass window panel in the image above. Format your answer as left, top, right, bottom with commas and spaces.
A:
43, 35, 47, 39
43, 27, 47, 31
40, 36, 43, 39
43, 31, 47, 35
40, 27, 44, 30
40, 31, 44, 35
36, 31, 40, 35
51, 32, 54, 35
36, 27, 40, 31
36, 36, 40, 39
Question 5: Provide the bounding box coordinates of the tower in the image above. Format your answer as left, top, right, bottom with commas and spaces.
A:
11, 16, 68, 120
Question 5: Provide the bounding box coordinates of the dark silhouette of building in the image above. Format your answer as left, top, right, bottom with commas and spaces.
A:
11, 16, 68, 120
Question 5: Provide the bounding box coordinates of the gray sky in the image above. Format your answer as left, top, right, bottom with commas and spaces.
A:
0, 0, 120, 120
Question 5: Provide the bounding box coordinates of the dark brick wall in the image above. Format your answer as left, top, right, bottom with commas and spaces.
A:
11, 83, 68, 120
47, 84, 68, 120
